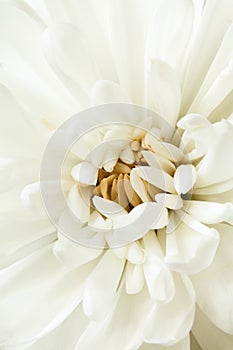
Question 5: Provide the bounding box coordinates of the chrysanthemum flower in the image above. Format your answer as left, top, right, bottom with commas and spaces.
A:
0, 1, 233, 349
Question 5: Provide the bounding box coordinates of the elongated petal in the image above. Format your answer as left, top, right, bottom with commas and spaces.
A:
174, 164, 197, 195
192, 306, 233, 350
82, 250, 125, 321
54, 233, 102, 270
27, 305, 89, 350
146, 60, 181, 128
91, 80, 130, 105
191, 223, 233, 334
143, 273, 195, 346
0, 245, 95, 348
125, 263, 145, 295
76, 288, 153, 350
184, 200, 233, 224
165, 212, 220, 274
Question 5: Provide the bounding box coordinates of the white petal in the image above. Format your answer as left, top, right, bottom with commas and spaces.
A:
112, 202, 167, 246
104, 0, 147, 103
195, 120, 233, 188
71, 162, 98, 186
192, 306, 233, 350
165, 212, 220, 274
86, 139, 129, 169
156, 193, 183, 210
130, 168, 150, 202
91, 80, 130, 105
0, 86, 46, 158
143, 232, 175, 302
143, 273, 195, 346
135, 166, 175, 193
189, 24, 233, 118
27, 305, 89, 350
178, 114, 214, 160
126, 241, 145, 265
53, 233, 102, 270
184, 200, 233, 224
76, 288, 153, 350
125, 263, 145, 295
191, 223, 233, 334
181, 0, 233, 112
82, 250, 125, 321
92, 196, 127, 218
67, 185, 91, 223
0, 245, 94, 348
146, 59, 181, 128
146, 0, 194, 78
144, 133, 184, 162
174, 164, 197, 195
139, 336, 190, 350
142, 151, 176, 175
44, 23, 100, 95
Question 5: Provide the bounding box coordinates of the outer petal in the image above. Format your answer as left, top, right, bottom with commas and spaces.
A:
191, 223, 233, 334
82, 250, 125, 321
139, 336, 190, 350
76, 288, 153, 350
192, 306, 233, 350
143, 273, 195, 346
27, 305, 89, 350
165, 212, 219, 274
0, 245, 95, 349
146, 60, 181, 129
194, 120, 233, 189
53, 233, 102, 270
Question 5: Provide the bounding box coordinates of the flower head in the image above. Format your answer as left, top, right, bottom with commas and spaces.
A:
1, 1, 233, 350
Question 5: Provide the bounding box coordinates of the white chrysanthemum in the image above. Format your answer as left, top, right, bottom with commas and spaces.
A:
0, 1, 233, 350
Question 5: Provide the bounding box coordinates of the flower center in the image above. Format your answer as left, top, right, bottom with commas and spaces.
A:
92, 137, 174, 212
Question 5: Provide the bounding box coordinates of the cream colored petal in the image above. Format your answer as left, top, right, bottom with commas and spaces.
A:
125, 262, 145, 295
143, 273, 195, 346
195, 120, 233, 188
181, 0, 233, 113
91, 80, 130, 105
165, 212, 220, 274
191, 223, 233, 334
0, 245, 95, 348
53, 233, 102, 270
82, 250, 125, 321
174, 164, 197, 195
146, 59, 181, 128
192, 306, 233, 350
184, 200, 233, 225
71, 162, 98, 186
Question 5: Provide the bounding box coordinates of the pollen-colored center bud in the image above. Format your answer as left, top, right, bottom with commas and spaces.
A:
92, 139, 156, 212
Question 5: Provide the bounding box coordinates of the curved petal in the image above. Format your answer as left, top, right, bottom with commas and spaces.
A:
143, 233, 175, 303
191, 223, 233, 334
165, 212, 220, 274
146, 60, 181, 129
192, 306, 233, 350
27, 305, 89, 350
195, 120, 233, 188
184, 200, 233, 225
76, 288, 153, 350
82, 250, 125, 321
143, 273, 195, 346
0, 245, 95, 348
53, 233, 102, 270
181, 0, 233, 113
174, 164, 197, 195
139, 336, 190, 350
125, 262, 145, 295
91, 80, 130, 105
146, 0, 194, 78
